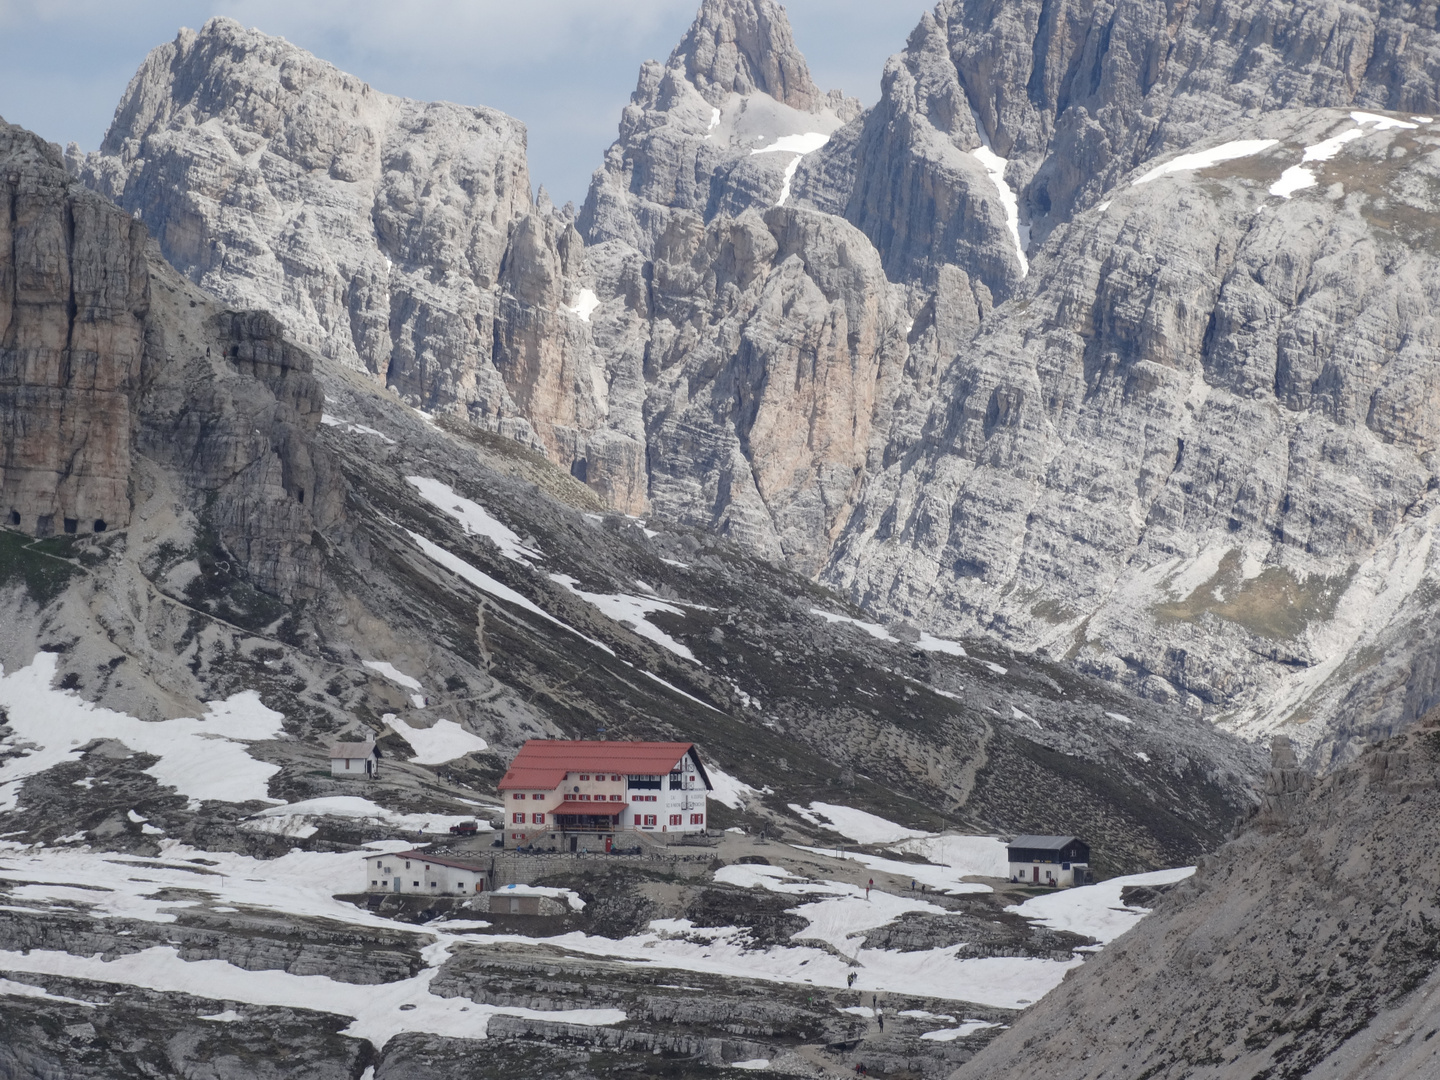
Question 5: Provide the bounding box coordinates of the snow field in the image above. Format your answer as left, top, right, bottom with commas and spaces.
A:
705, 763, 759, 810
0, 946, 625, 1047
750, 131, 832, 206
384, 714, 488, 765
549, 573, 696, 661
566, 288, 601, 322
920, 1019, 1000, 1041
1131, 138, 1279, 186
1005, 866, 1196, 942
788, 801, 931, 845
0, 652, 284, 812
972, 145, 1029, 276
249, 796, 486, 839
1270, 112, 1423, 198
362, 660, 423, 692
809, 609, 968, 658
484, 921, 1079, 1008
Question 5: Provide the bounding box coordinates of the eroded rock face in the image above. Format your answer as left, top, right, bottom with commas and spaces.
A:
827, 111, 1440, 759
0, 115, 340, 602
0, 124, 148, 537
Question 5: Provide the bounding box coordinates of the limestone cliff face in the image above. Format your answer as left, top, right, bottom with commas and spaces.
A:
827, 110, 1440, 760
1, 123, 148, 537
78, 16, 622, 496
74, 0, 1440, 759
809, 0, 1440, 286
1, 116, 339, 601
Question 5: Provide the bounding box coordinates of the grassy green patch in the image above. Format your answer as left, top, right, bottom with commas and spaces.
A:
0, 529, 84, 604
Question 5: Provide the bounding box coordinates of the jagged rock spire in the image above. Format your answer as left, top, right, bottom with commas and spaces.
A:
669, 0, 819, 111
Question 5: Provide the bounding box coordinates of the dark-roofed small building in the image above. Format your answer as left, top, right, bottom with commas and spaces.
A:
1007, 835, 1093, 887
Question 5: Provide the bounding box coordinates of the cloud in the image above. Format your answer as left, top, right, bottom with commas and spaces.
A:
0, 0, 925, 204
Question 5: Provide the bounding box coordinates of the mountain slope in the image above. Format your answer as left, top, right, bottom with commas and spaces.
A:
955, 727, 1440, 1079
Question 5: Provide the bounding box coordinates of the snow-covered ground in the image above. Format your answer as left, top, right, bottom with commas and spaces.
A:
793, 845, 994, 897
248, 796, 484, 839
549, 573, 696, 661
751, 130, 832, 206
0, 945, 624, 1046
407, 477, 542, 564
809, 609, 969, 658
706, 763, 759, 810
385, 715, 488, 765
0, 652, 284, 812
1132, 138, 1278, 186
362, 661, 423, 692
485, 920, 1078, 1008
788, 801, 931, 844
1006, 866, 1196, 943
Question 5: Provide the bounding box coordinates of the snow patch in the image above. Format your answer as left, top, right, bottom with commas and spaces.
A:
251, 796, 485, 838
320, 416, 396, 444
792, 802, 931, 845
0, 653, 284, 812
385, 715, 488, 765
706, 764, 759, 810
362, 661, 423, 692
751, 132, 831, 206
406, 477, 542, 564
549, 573, 696, 661
1131, 139, 1278, 185
1008, 866, 1195, 943
971, 144, 1029, 276
565, 289, 601, 323
921, 1020, 1000, 1041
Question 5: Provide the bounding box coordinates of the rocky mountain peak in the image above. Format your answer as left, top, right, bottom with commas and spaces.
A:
670, 0, 820, 111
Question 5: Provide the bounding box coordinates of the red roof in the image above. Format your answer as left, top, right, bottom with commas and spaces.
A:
498, 740, 702, 791
551, 801, 627, 816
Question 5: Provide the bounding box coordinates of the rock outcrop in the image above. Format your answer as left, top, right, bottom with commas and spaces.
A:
1, 115, 340, 601
77, 17, 627, 500
828, 109, 1440, 761
1, 122, 148, 537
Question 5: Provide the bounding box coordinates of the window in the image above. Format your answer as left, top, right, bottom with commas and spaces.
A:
512, 812, 525, 824
610, 794, 623, 801
669, 814, 682, 826
430, 882, 439, 888
375, 860, 382, 868
405, 861, 411, 869
532, 793, 544, 801
690, 814, 704, 825
345, 759, 351, 770
578, 794, 590, 801
532, 813, 545, 825
371, 880, 377, 886
580, 774, 590, 781
643, 814, 657, 826
611, 774, 621, 781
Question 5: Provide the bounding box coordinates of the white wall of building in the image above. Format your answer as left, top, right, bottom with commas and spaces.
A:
365, 855, 485, 895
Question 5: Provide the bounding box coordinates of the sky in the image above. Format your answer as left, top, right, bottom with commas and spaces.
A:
0, 0, 928, 207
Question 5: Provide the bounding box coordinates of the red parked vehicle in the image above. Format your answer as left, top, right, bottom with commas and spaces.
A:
449, 820, 479, 836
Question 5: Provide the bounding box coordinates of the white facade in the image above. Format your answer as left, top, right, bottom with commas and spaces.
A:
502, 763, 708, 847
331, 740, 376, 778
1008, 860, 1086, 887
622, 767, 707, 834
365, 853, 486, 895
